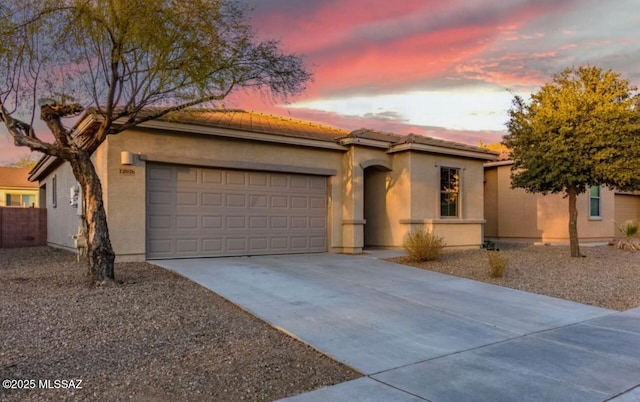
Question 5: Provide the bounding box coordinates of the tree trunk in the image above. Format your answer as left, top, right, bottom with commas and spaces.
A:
69, 151, 116, 283
567, 186, 581, 257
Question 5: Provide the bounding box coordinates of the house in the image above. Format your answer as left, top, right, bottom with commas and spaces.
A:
0, 166, 38, 207
484, 159, 640, 243
29, 109, 497, 261
0, 166, 45, 248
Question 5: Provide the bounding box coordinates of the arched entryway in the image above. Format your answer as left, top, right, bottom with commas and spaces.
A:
362, 160, 392, 248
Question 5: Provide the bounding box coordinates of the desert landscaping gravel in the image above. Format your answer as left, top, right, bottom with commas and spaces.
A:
0, 247, 360, 402
392, 242, 640, 311
3, 244, 638, 401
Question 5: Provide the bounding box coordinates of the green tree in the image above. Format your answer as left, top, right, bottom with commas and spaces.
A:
504, 66, 640, 257
0, 0, 311, 283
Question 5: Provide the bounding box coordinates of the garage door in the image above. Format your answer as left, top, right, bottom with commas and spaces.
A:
146, 164, 328, 258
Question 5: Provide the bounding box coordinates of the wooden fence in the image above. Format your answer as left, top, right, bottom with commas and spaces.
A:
0, 207, 47, 248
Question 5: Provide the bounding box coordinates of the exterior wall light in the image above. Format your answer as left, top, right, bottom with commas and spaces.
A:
120, 151, 134, 165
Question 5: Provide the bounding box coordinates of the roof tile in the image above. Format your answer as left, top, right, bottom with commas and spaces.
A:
161, 109, 349, 142
347, 128, 496, 155
0, 167, 37, 188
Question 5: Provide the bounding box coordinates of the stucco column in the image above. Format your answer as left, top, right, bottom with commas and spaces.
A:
341, 148, 364, 254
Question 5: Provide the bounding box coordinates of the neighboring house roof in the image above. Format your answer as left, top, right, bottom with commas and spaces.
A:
0, 167, 37, 188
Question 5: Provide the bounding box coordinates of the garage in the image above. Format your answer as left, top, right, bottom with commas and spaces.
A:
146, 163, 328, 259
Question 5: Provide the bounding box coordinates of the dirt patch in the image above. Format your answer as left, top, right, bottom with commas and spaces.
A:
391, 243, 640, 311
0, 247, 360, 402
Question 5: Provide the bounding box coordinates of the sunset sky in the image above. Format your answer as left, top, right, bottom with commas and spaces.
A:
231, 0, 640, 145
1, 0, 639, 162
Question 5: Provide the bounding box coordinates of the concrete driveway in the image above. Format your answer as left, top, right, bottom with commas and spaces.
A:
154, 253, 640, 402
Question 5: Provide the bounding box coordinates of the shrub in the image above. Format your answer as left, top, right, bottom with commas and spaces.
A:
403, 231, 445, 262
487, 251, 508, 278
616, 220, 639, 252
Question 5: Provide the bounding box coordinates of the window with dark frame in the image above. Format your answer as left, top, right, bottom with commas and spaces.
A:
5, 194, 19, 206
52, 175, 57, 208
440, 167, 460, 217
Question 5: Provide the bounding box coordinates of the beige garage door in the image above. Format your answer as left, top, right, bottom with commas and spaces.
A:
146, 164, 328, 259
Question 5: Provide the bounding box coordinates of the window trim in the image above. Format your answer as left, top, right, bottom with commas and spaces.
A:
588, 185, 602, 220
439, 166, 461, 218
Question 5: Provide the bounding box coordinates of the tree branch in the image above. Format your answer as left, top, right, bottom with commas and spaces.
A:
0, 102, 74, 159
0, 101, 36, 138
40, 103, 83, 147
102, 83, 238, 138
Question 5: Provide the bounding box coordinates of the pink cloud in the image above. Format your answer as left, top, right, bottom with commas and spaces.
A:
298, 24, 497, 97
251, 1, 438, 53
247, 0, 572, 99
230, 1, 582, 145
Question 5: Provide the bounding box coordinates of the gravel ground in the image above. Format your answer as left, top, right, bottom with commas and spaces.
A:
391, 242, 640, 311
0, 247, 360, 402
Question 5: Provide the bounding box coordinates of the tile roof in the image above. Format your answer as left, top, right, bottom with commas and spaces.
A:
346, 128, 405, 143
0, 167, 37, 188
400, 133, 497, 155
111, 108, 496, 157
158, 109, 350, 142
347, 128, 497, 156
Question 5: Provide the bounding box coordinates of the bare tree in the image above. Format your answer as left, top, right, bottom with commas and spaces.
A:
0, 0, 311, 283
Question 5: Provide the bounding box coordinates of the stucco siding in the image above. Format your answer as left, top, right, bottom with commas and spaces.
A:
486, 164, 619, 242
361, 151, 486, 248
404, 154, 485, 247
41, 162, 82, 250
386, 152, 413, 246
483, 168, 498, 237
0, 188, 38, 207
615, 194, 640, 239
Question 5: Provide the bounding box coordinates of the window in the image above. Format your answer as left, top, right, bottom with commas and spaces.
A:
589, 186, 601, 219
52, 174, 57, 208
5, 194, 21, 206
440, 167, 460, 217
5, 193, 35, 207
22, 194, 35, 207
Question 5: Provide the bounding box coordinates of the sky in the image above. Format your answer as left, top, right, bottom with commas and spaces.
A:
228, 0, 640, 145
1, 0, 639, 163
